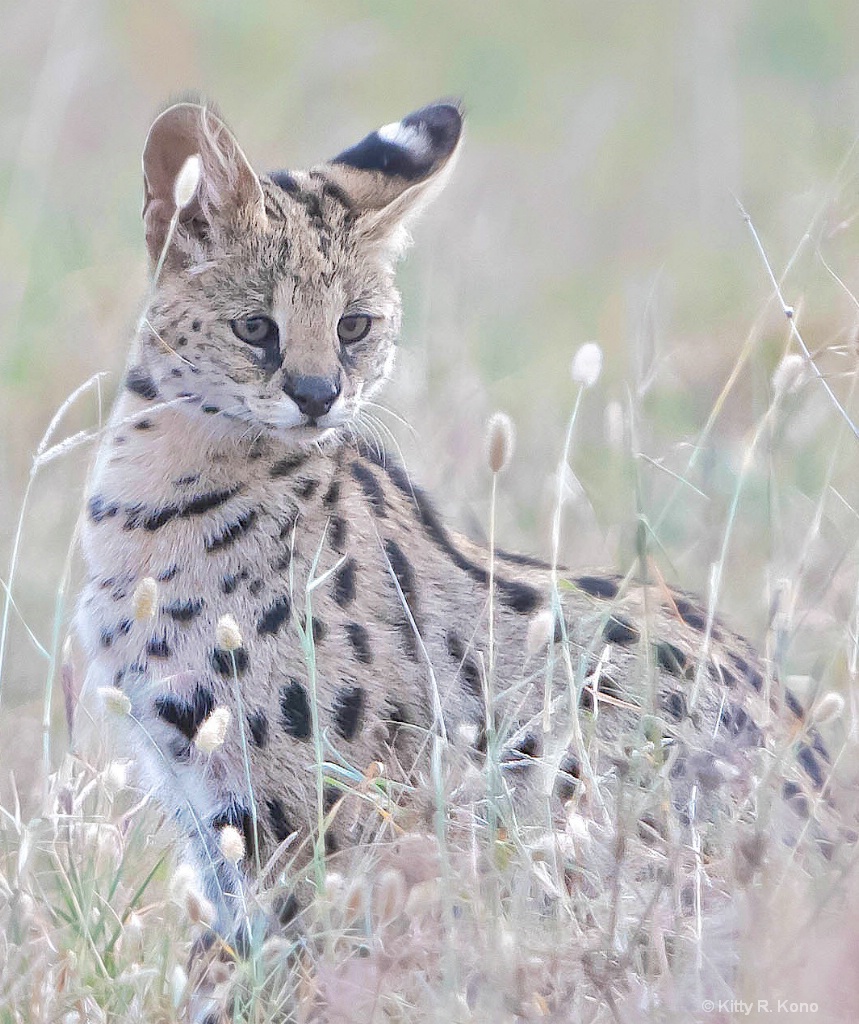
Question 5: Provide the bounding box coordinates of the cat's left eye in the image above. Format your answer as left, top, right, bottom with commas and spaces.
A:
231, 316, 278, 347
337, 314, 372, 344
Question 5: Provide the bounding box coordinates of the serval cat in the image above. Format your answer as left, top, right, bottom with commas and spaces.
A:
75, 99, 841, 1017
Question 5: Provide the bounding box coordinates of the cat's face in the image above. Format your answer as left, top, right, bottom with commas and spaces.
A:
138, 103, 461, 447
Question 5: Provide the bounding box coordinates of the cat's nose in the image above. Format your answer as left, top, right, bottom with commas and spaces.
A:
282, 373, 341, 420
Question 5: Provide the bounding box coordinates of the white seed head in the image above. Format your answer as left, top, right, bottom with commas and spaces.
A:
102, 760, 129, 796
173, 154, 201, 211
132, 576, 158, 621
219, 824, 245, 864
169, 863, 200, 904
811, 691, 844, 727
604, 400, 625, 451
193, 705, 231, 754
771, 353, 806, 398
99, 687, 131, 716
170, 963, 189, 1009
485, 411, 516, 474
215, 613, 243, 651
571, 342, 603, 387
526, 609, 556, 655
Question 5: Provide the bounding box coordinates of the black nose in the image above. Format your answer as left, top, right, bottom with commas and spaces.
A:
282, 374, 341, 420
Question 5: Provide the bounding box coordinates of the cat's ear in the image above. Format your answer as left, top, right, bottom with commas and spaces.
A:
142, 102, 266, 264
323, 102, 463, 251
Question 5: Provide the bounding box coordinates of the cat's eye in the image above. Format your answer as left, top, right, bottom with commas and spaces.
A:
337, 314, 372, 344
231, 316, 278, 347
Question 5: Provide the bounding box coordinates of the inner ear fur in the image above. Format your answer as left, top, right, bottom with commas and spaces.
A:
142, 102, 266, 264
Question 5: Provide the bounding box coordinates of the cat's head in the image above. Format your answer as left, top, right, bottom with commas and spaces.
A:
137, 100, 462, 445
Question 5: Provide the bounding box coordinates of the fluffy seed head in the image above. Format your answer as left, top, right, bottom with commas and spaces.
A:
173, 153, 201, 211
571, 342, 603, 387
132, 576, 158, 621
215, 613, 243, 651
169, 863, 200, 904
771, 353, 806, 398
193, 705, 231, 754
526, 609, 556, 655
485, 412, 515, 474
102, 760, 129, 796
219, 824, 245, 864
99, 687, 131, 716
811, 691, 845, 727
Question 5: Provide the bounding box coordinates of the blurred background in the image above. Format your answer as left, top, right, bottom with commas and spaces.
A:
4, 0, 859, 801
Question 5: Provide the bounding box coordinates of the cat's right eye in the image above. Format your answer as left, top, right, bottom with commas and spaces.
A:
230, 316, 279, 347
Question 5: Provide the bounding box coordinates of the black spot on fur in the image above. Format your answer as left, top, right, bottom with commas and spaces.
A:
782, 781, 810, 818
380, 460, 540, 613
267, 797, 296, 844
499, 581, 541, 614
221, 569, 249, 594
181, 486, 243, 517
655, 641, 692, 678
797, 744, 825, 788
191, 319, 201, 332
351, 462, 387, 516
303, 617, 327, 644
205, 509, 257, 552
674, 597, 708, 631
155, 684, 215, 741
280, 679, 311, 739
333, 558, 357, 607
496, 549, 552, 570
333, 686, 366, 741
385, 539, 417, 611
575, 576, 619, 599
662, 692, 687, 721
248, 709, 269, 748
202, 405, 220, 415
269, 453, 308, 477
157, 564, 179, 582
211, 646, 249, 675
88, 495, 119, 523
133, 418, 153, 431
785, 690, 805, 719
163, 599, 204, 623
555, 753, 581, 801
257, 595, 291, 636
446, 631, 482, 696
249, 580, 263, 598
124, 485, 243, 532
501, 732, 540, 768
323, 785, 341, 812
323, 480, 341, 508
603, 615, 639, 646
296, 478, 319, 500
126, 366, 159, 401
329, 516, 347, 550
274, 893, 300, 926
345, 622, 373, 664
146, 637, 171, 658
729, 652, 764, 692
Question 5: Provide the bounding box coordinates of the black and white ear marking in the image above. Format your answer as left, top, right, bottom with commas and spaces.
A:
332, 103, 462, 181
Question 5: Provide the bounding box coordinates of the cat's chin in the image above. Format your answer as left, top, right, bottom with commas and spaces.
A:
267, 422, 341, 448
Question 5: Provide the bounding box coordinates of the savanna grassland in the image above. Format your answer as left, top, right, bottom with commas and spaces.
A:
2, 2, 859, 1021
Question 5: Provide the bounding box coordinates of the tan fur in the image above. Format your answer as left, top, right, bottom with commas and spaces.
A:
75, 104, 833, 987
